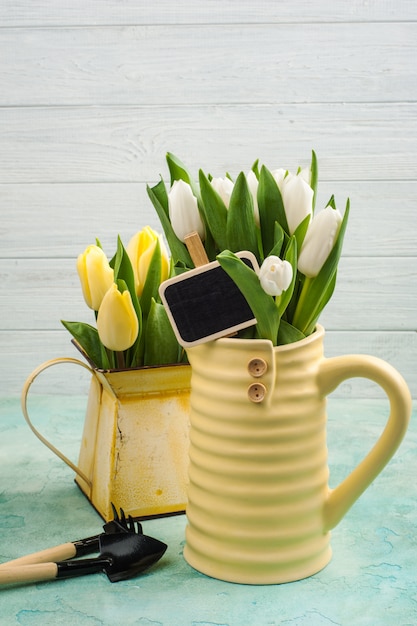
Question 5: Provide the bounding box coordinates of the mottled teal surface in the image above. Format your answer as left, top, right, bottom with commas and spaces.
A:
0, 396, 415, 626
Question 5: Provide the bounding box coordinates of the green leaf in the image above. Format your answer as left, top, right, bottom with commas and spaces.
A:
198, 169, 228, 251
139, 239, 163, 318
269, 222, 286, 258
111, 238, 131, 283
201, 226, 217, 262
149, 177, 169, 217
226, 172, 259, 258
147, 183, 193, 268
293, 213, 310, 255
128, 322, 145, 368
172, 261, 190, 276
258, 165, 289, 257
61, 320, 110, 369
115, 278, 128, 293
251, 159, 260, 178
277, 319, 306, 345
143, 299, 181, 366
217, 250, 280, 344
276, 236, 298, 318
166, 152, 200, 201
327, 194, 336, 210
110, 238, 144, 367
317, 270, 337, 311
111, 237, 141, 318
310, 150, 318, 212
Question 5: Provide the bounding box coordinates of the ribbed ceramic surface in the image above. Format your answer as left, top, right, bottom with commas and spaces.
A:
184, 326, 332, 584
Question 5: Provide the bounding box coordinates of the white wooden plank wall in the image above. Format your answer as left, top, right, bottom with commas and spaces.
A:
1, 1, 416, 398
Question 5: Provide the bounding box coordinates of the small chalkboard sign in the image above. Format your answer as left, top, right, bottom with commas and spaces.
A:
159, 251, 259, 348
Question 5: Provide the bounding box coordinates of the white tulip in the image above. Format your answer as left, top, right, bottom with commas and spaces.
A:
271, 168, 287, 189
271, 168, 313, 235
210, 176, 234, 208
246, 170, 260, 226
281, 174, 314, 235
168, 179, 205, 242
298, 206, 343, 278
259, 256, 293, 296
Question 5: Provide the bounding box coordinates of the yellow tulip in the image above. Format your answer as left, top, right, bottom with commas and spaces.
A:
127, 226, 170, 296
76, 245, 114, 311
97, 283, 139, 351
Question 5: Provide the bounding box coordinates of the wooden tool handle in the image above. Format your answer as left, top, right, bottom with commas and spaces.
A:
0, 562, 57, 585
0, 542, 77, 569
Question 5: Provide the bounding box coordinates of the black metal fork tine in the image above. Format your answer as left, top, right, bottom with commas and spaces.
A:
108, 504, 143, 535
111, 502, 120, 523
120, 508, 128, 528
128, 515, 143, 534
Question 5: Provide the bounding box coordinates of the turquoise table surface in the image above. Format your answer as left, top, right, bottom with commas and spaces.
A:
0, 395, 415, 626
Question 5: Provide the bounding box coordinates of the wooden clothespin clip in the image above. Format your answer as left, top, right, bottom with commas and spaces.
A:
184, 232, 210, 267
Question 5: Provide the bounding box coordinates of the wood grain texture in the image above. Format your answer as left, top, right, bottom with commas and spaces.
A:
1, 22, 415, 106
1, 181, 416, 258
1, 1, 416, 26
0, 2, 415, 397
1, 104, 417, 183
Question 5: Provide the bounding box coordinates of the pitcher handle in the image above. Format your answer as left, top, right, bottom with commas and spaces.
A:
317, 354, 412, 532
21, 357, 95, 488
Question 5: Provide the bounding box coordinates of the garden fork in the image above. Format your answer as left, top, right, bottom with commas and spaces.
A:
0, 504, 142, 568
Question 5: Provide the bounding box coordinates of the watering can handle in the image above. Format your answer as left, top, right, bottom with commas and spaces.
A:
21, 357, 95, 488
317, 354, 412, 532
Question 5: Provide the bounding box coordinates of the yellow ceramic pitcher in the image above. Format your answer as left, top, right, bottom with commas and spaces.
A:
183, 325, 411, 584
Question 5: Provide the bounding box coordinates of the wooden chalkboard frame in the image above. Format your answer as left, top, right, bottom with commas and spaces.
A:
159, 251, 259, 347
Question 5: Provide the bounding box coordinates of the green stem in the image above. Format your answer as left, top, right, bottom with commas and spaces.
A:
98, 343, 111, 370
274, 294, 282, 312
116, 351, 126, 370
291, 276, 313, 332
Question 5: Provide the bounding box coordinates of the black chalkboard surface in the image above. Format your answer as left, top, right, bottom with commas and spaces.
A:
159, 252, 259, 347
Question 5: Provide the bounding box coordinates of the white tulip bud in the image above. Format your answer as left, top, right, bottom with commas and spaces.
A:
298, 206, 343, 278
168, 179, 205, 242
281, 174, 314, 235
271, 168, 287, 190
259, 256, 293, 296
246, 170, 260, 226
210, 176, 234, 208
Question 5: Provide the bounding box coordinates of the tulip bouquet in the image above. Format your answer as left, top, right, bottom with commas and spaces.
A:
147, 152, 349, 345
62, 227, 185, 370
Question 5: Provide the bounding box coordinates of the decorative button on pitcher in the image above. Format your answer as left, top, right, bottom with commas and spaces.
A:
183, 325, 411, 584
